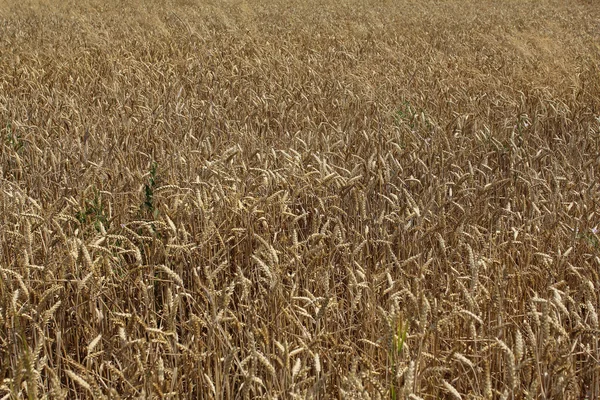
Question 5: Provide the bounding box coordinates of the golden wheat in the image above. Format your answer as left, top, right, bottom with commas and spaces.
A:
1, 0, 599, 398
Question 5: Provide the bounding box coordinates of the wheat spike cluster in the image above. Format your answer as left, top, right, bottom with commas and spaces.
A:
0, 0, 599, 398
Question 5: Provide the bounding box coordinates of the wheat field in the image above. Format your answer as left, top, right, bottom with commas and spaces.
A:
1, 0, 599, 398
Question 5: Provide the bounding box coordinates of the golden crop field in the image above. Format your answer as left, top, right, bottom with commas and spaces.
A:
1, 0, 599, 398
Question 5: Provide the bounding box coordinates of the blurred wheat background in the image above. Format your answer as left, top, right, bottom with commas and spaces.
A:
1, 0, 600, 398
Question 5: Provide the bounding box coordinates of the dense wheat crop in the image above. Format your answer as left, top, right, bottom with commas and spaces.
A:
1, 0, 600, 398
